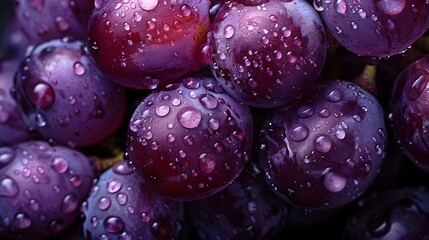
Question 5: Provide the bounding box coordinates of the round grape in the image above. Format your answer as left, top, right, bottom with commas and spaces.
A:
259, 80, 387, 209
13, 38, 126, 147
210, 0, 327, 107
127, 76, 253, 200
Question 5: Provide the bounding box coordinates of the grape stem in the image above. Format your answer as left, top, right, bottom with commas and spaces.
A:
91, 151, 125, 174
353, 65, 377, 95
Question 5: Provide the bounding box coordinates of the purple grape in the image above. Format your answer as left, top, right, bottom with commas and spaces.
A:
13, 38, 126, 147
210, 0, 327, 108
0, 141, 94, 239
317, 0, 429, 57
3, 20, 32, 60
82, 161, 184, 240
343, 188, 429, 240
188, 164, 288, 240
391, 56, 429, 172
0, 60, 29, 146
13, 0, 93, 43
87, 0, 211, 89
126, 76, 253, 200
259, 80, 387, 209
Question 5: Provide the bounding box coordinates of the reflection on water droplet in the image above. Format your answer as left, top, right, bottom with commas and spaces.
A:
177, 108, 202, 129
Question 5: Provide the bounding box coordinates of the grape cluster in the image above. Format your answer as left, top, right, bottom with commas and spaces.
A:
1, 0, 429, 239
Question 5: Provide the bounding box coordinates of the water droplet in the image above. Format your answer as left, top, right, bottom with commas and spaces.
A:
91, 216, 98, 227
313, 0, 324, 11
0, 177, 19, 197
51, 157, 69, 173
30, 82, 55, 108
98, 197, 111, 210
155, 105, 170, 117
104, 216, 125, 234
199, 94, 218, 110
14, 213, 32, 229
376, 0, 405, 15
107, 179, 123, 193
325, 89, 342, 102
61, 193, 78, 213
55, 16, 70, 31
73, 62, 85, 75
358, 9, 367, 18
139, 0, 158, 11
353, 115, 362, 122
208, 118, 220, 130
198, 153, 216, 174
113, 162, 133, 175
315, 135, 332, 153
298, 106, 314, 118
0, 147, 14, 167
177, 108, 202, 129
324, 171, 346, 192
335, 0, 347, 14
335, 129, 346, 139
224, 25, 235, 39
70, 176, 82, 187
117, 193, 128, 205
167, 133, 176, 143
141, 212, 151, 223
35, 113, 47, 127
30, 199, 40, 211
290, 125, 309, 141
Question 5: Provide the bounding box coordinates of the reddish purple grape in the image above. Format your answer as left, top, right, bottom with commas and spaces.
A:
87, 0, 211, 89
259, 80, 387, 209
0, 141, 94, 240
13, 0, 93, 43
317, 0, 429, 57
391, 56, 429, 172
188, 164, 288, 240
82, 161, 183, 240
210, 0, 327, 108
127, 76, 253, 200
13, 38, 126, 147
343, 188, 429, 239
0, 60, 29, 146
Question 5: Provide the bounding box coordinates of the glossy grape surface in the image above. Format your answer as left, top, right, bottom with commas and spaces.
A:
13, 38, 126, 147
259, 80, 387, 209
391, 56, 429, 172
13, 0, 93, 43
127, 76, 253, 200
0, 141, 94, 239
87, 0, 211, 89
83, 161, 184, 240
188, 164, 288, 240
343, 188, 429, 240
317, 0, 429, 57
0, 60, 29, 146
210, 0, 326, 107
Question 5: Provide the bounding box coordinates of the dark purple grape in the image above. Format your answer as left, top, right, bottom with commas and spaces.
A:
13, 0, 93, 43
391, 56, 429, 172
82, 161, 183, 240
317, 0, 429, 57
343, 188, 429, 240
210, 0, 327, 108
13, 38, 126, 147
259, 80, 387, 209
0, 141, 94, 240
127, 76, 253, 200
0, 60, 29, 146
87, 0, 211, 89
188, 164, 288, 240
